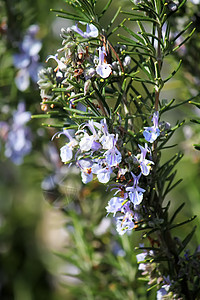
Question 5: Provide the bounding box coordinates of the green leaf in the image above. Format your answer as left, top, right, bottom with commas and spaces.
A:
41, 100, 62, 107
171, 22, 193, 44
177, 0, 187, 9
54, 13, 86, 23
117, 34, 152, 51
63, 106, 92, 115
170, 203, 185, 224
194, 144, 200, 151
67, 92, 84, 100
160, 98, 175, 113
66, 79, 83, 89
31, 114, 51, 119
106, 6, 121, 32
46, 110, 65, 115
121, 25, 145, 45
165, 179, 183, 196
42, 123, 78, 129
169, 216, 197, 231
124, 50, 156, 59
147, 283, 159, 292
190, 119, 200, 125
170, 120, 185, 131
171, 28, 196, 54
122, 11, 159, 23
68, 115, 103, 120
138, 31, 164, 48
92, 86, 110, 116
50, 8, 85, 21
107, 18, 126, 37
132, 3, 159, 18
99, 0, 112, 18
52, 87, 72, 92
189, 101, 200, 109
163, 60, 182, 83
131, 76, 156, 86
114, 78, 127, 112
177, 226, 197, 255
163, 172, 183, 198
128, 17, 159, 25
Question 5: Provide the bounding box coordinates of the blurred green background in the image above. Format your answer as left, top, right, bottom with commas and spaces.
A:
0, 0, 200, 299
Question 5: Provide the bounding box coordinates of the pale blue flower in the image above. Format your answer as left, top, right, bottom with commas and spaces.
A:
143, 111, 160, 143
157, 286, 170, 300
135, 144, 154, 176
60, 144, 73, 163
79, 132, 101, 152
71, 23, 98, 38
4, 102, 32, 164
13, 25, 42, 91
78, 159, 93, 184
78, 120, 101, 152
105, 147, 122, 167
106, 197, 126, 216
46, 54, 67, 72
53, 129, 78, 163
96, 166, 112, 183
103, 134, 122, 167
157, 276, 171, 299
136, 252, 147, 271
91, 158, 112, 183
136, 248, 154, 271
126, 173, 145, 207
100, 133, 115, 150
96, 47, 112, 78
116, 212, 135, 235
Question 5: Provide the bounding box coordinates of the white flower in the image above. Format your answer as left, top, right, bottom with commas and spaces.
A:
71, 23, 98, 38
96, 47, 112, 78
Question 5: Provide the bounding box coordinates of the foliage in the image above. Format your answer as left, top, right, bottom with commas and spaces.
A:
1, 0, 200, 299
35, 0, 200, 298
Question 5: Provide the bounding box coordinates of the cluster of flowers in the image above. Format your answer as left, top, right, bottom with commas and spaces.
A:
44, 22, 130, 88
0, 102, 32, 164
56, 111, 160, 235
41, 20, 160, 234
136, 247, 171, 299
13, 25, 42, 91
106, 111, 160, 235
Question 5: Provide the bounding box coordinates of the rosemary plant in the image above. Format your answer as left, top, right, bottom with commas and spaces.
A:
36, 0, 200, 298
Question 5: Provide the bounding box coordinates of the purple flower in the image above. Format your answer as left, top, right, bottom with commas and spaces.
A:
136, 252, 148, 271
96, 166, 112, 183
46, 54, 67, 72
135, 144, 154, 176
96, 47, 112, 78
105, 147, 122, 167
77, 159, 93, 184
91, 158, 112, 183
52, 129, 78, 163
126, 173, 145, 207
106, 197, 126, 216
104, 134, 122, 167
78, 120, 101, 152
157, 285, 170, 300
71, 23, 98, 38
79, 132, 101, 152
60, 144, 73, 163
100, 133, 115, 150
116, 212, 135, 235
13, 25, 42, 91
143, 111, 160, 143
157, 276, 171, 299
4, 102, 32, 164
